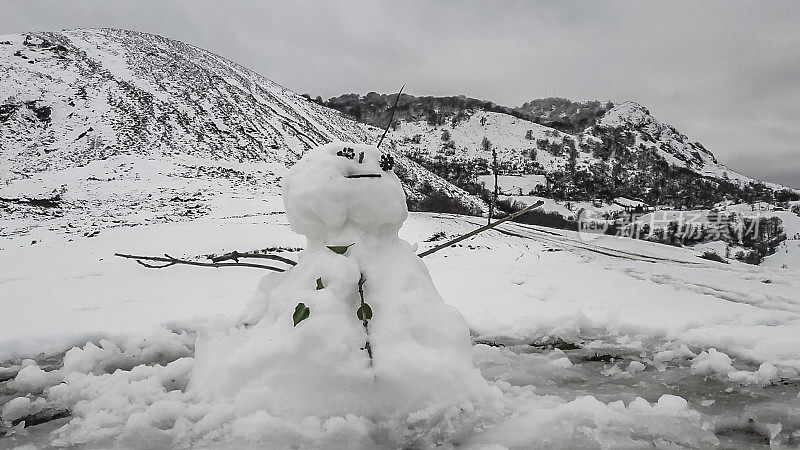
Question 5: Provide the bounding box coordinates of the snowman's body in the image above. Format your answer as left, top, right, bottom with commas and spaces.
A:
190, 143, 494, 421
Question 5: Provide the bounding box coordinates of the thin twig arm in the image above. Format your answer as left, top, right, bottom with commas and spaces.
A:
417, 200, 544, 258
116, 200, 543, 269
209, 251, 297, 266
114, 253, 287, 272
376, 85, 405, 149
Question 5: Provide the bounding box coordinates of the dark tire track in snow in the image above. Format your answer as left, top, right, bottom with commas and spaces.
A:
481, 221, 703, 266
623, 268, 800, 314
466, 219, 800, 316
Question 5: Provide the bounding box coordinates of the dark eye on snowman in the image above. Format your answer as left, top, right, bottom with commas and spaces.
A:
380, 153, 395, 171
336, 147, 355, 160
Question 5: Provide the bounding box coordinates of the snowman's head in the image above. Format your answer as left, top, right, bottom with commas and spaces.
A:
283, 142, 408, 241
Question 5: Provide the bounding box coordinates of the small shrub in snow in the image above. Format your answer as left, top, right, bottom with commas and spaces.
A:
698, 250, 727, 263
409, 185, 482, 215
424, 230, 447, 242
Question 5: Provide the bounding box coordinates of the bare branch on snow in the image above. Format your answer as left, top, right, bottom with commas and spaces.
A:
114, 253, 290, 272
417, 200, 544, 258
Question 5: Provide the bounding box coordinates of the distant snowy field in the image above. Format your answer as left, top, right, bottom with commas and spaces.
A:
2, 196, 800, 448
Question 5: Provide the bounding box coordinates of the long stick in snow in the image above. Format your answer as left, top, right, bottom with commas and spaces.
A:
114, 253, 289, 272
115, 201, 543, 271
417, 200, 544, 258
376, 85, 404, 149
209, 250, 296, 266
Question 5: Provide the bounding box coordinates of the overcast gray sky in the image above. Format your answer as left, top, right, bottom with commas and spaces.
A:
2, 0, 798, 187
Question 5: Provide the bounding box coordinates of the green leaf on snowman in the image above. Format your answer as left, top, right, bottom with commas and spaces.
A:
315, 277, 324, 290
293, 302, 310, 327
326, 243, 354, 255
356, 303, 373, 321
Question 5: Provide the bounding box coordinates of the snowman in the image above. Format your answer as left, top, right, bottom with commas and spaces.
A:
190, 142, 497, 424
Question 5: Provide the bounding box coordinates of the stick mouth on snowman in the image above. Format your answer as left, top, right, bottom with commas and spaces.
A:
345, 173, 382, 178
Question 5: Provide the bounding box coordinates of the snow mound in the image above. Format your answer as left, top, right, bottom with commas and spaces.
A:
465, 388, 718, 448
1, 397, 47, 423
189, 142, 499, 432
691, 348, 783, 385
60, 333, 193, 375
6, 364, 61, 394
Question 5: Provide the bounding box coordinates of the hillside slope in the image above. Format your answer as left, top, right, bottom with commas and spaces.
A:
324, 93, 798, 207
322, 93, 611, 134
0, 29, 484, 240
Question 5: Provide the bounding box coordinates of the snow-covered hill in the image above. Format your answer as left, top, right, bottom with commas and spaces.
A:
386, 109, 573, 175
332, 93, 798, 205
0, 29, 484, 240
594, 101, 764, 186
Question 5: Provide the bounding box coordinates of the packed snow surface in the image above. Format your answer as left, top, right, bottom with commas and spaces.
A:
2, 163, 800, 447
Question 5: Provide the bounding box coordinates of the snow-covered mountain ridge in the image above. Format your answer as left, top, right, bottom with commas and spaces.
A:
595, 101, 719, 175
324, 93, 799, 206
0, 29, 484, 240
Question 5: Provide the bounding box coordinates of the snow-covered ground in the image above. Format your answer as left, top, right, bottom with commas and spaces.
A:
505, 194, 637, 219
2, 195, 799, 447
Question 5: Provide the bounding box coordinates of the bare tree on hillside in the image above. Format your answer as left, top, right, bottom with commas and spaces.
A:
483, 136, 498, 224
